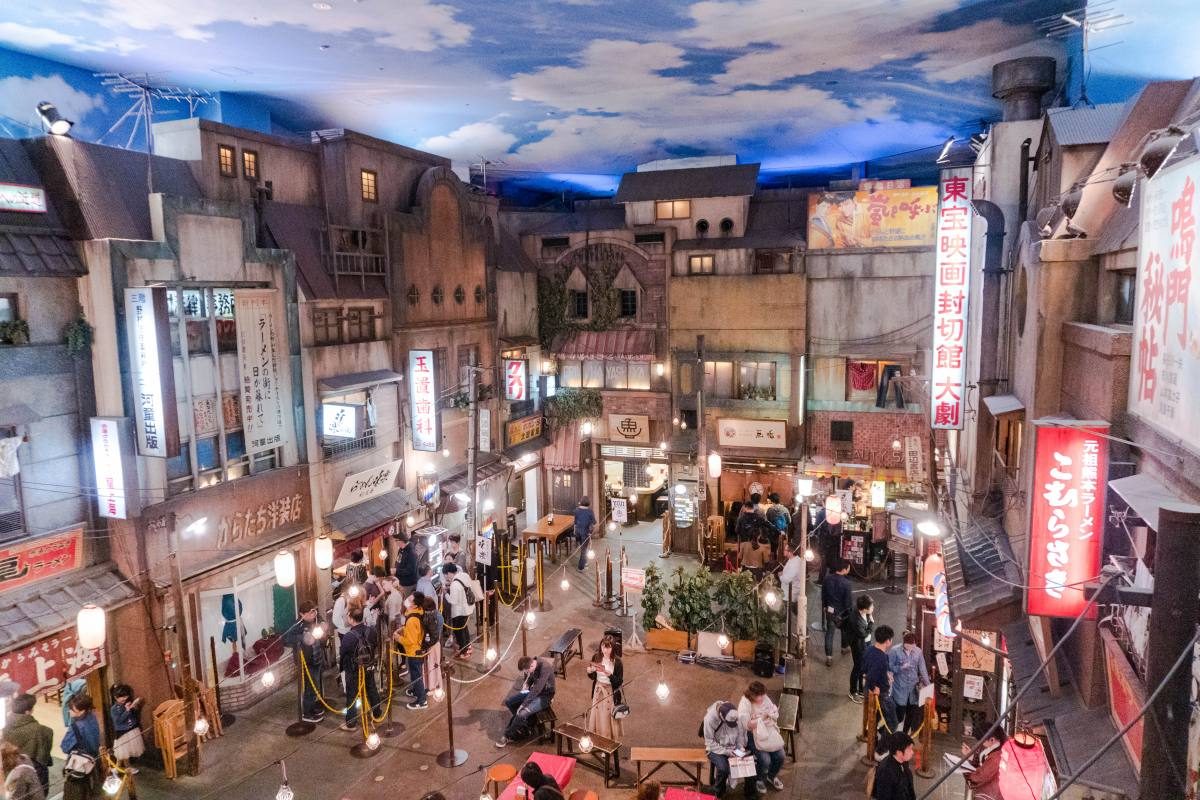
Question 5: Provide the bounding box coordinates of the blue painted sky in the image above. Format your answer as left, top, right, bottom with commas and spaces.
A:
0, 0, 1195, 187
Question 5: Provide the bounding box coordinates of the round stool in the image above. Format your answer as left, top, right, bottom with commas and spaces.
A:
485, 763, 518, 797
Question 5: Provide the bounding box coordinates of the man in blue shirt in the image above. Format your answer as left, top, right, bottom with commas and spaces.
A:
863, 624, 898, 734
573, 497, 597, 571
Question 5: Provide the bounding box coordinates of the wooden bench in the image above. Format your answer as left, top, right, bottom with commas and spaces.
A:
630, 746, 708, 789
544, 628, 584, 678
555, 722, 621, 787
777, 692, 799, 761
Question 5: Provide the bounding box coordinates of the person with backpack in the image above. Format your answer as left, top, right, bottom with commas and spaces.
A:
765, 493, 791, 557
2, 694, 52, 797
394, 533, 419, 595
420, 595, 444, 699
61, 694, 100, 800
338, 606, 382, 731
888, 631, 930, 734
283, 600, 326, 724
821, 560, 853, 667
395, 592, 429, 710
845, 594, 875, 703
443, 563, 475, 658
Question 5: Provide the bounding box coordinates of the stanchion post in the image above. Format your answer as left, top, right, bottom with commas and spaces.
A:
604, 547, 613, 607
857, 687, 871, 743
521, 614, 528, 658
593, 557, 601, 607
619, 548, 629, 616
482, 580, 491, 655
435, 662, 468, 767
916, 698, 935, 777
861, 689, 879, 765
535, 543, 545, 611
285, 645, 316, 737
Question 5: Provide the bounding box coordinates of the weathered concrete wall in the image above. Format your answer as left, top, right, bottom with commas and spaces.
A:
624, 195, 749, 236
1059, 322, 1131, 425
496, 270, 538, 342
669, 273, 806, 354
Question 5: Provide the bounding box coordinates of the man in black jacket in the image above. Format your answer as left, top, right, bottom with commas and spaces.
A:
394, 533, 419, 595
494, 656, 556, 747
821, 560, 853, 667
845, 594, 875, 702
283, 600, 326, 724
872, 733, 915, 800
338, 607, 381, 731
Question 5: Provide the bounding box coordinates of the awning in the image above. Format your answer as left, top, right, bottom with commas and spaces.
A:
545, 425, 582, 471
503, 433, 552, 463
441, 454, 510, 494
0, 231, 85, 277
499, 335, 538, 348
982, 394, 1025, 416
324, 487, 414, 538
552, 330, 655, 361
1109, 473, 1181, 532
319, 370, 404, 396
0, 564, 139, 651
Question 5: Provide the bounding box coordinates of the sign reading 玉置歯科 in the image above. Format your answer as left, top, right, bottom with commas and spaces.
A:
408, 349, 439, 452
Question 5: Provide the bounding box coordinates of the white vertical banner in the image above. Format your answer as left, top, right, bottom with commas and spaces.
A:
91, 417, 140, 519
234, 290, 287, 454
479, 408, 491, 452
930, 168, 973, 430
408, 349, 439, 452
124, 287, 178, 457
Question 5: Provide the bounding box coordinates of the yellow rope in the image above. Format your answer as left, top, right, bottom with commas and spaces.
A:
872, 694, 925, 738
299, 651, 350, 715
370, 646, 396, 723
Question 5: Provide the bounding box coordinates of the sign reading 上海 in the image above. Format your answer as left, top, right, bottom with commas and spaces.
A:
0, 628, 106, 696
334, 459, 403, 512
0, 527, 83, 593
716, 418, 786, 449
322, 403, 359, 439
0, 183, 47, 213
504, 359, 528, 401
91, 417, 138, 520
235, 290, 287, 454
506, 415, 543, 448
931, 169, 973, 430
1129, 158, 1200, 454
1026, 422, 1109, 618
408, 349, 439, 452
125, 287, 179, 458
608, 413, 650, 444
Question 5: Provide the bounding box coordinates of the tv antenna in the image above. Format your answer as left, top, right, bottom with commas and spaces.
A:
470, 155, 508, 193
1038, 2, 1130, 108
94, 72, 217, 152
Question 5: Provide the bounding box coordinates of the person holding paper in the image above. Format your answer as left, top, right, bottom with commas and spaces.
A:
702, 700, 754, 798
888, 631, 930, 733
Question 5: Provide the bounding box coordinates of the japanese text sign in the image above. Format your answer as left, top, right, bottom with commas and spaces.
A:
124, 287, 179, 457
807, 185, 936, 248
90, 417, 139, 519
0, 182, 47, 213
0, 527, 83, 593
0, 627, 106, 696
408, 349, 440, 452
621, 567, 645, 591
234, 290, 287, 454
504, 359, 527, 401
1027, 422, 1109, 618
506, 415, 543, 447
716, 417, 786, 449
1130, 157, 1199, 453
334, 459, 402, 512
608, 413, 650, 444
931, 169, 973, 430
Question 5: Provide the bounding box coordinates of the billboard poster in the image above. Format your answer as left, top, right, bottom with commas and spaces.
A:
1026, 422, 1109, 618
408, 349, 439, 452
931, 169, 973, 430
807, 185, 937, 249
124, 287, 179, 457
234, 290, 287, 454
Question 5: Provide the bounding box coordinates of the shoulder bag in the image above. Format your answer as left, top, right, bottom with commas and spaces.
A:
63, 723, 97, 779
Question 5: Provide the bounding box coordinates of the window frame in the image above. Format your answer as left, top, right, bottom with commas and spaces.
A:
0, 424, 24, 542
217, 144, 236, 178
346, 306, 375, 343
618, 289, 638, 319
0, 293, 18, 324
688, 254, 715, 275
241, 149, 259, 181
569, 289, 589, 319
360, 169, 378, 203
655, 199, 691, 220
312, 308, 343, 346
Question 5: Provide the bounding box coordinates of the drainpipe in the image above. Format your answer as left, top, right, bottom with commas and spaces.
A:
1017, 138, 1032, 228
970, 199, 1007, 386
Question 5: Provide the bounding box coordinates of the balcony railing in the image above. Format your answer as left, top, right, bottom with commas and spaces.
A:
328, 250, 386, 276
322, 427, 377, 460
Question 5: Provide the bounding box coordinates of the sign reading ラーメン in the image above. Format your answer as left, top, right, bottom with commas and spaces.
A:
235, 290, 287, 454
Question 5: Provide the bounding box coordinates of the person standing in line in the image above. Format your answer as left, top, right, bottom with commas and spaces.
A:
585, 635, 624, 741
573, 497, 597, 572
442, 533, 465, 569
420, 595, 444, 700
394, 533, 419, 596
701, 700, 749, 798
345, 549, 369, 585
416, 563, 438, 600
778, 544, 806, 646
821, 561, 853, 666
108, 684, 144, 773
283, 600, 326, 724
60, 680, 86, 730
395, 592, 429, 710
443, 563, 474, 658
61, 694, 100, 800
2, 742, 44, 800
2, 694, 52, 797
871, 733, 916, 800
381, 576, 406, 633
737, 681, 786, 794
765, 492, 791, 557
846, 594, 876, 702
888, 631, 930, 733
494, 655, 556, 748
863, 626, 897, 732
737, 534, 770, 579
338, 606, 382, 730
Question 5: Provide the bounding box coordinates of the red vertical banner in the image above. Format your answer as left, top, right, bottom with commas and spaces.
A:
1026, 422, 1109, 618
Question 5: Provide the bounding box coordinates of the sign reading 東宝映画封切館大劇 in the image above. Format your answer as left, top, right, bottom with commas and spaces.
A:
930, 169, 972, 431
1026, 422, 1109, 618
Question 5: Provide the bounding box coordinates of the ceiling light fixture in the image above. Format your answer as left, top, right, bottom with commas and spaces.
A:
36, 102, 73, 136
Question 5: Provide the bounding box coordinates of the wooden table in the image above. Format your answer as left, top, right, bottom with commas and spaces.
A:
630, 746, 709, 789
498, 751, 576, 800
522, 514, 576, 562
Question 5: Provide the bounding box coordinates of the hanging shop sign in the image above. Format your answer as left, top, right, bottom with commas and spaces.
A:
0, 628, 106, 696
234, 290, 287, 454
506, 414, 543, 448
0, 182, 47, 213
479, 408, 491, 453
621, 567, 646, 592
504, 359, 528, 401
0, 527, 83, 593
90, 417, 139, 519
608, 413, 650, 444
408, 349, 439, 452
904, 435, 926, 483
1129, 157, 1200, 454
475, 522, 495, 565
716, 418, 786, 449
334, 459, 403, 512
1103, 630, 1145, 771
925, 552, 954, 639
610, 497, 628, 524
870, 480, 886, 509
124, 287, 179, 458
807, 185, 936, 249
931, 169, 973, 430
322, 403, 360, 439
1027, 421, 1109, 618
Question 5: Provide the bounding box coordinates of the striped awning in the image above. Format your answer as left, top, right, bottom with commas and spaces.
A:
544, 425, 582, 472
552, 330, 655, 361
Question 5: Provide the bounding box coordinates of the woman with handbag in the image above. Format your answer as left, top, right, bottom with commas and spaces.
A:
61, 694, 100, 800
738, 681, 786, 793
108, 684, 144, 774
585, 634, 625, 740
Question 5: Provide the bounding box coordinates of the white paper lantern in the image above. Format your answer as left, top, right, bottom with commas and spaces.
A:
314, 535, 334, 570
76, 604, 106, 649
707, 451, 722, 479
796, 478, 814, 497
274, 550, 296, 588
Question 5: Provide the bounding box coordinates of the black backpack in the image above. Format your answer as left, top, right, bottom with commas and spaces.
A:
351, 626, 377, 669
454, 576, 477, 605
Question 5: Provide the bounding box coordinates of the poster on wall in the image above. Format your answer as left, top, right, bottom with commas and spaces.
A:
124, 287, 179, 457
0, 182, 47, 213
1129, 157, 1200, 454
930, 169, 973, 430
610, 497, 628, 524
1026, 421, 1109, 618
234, 290, 287, 454
904, 435, 926, 483
408, 349, 440, 452
807, 185, 936, 249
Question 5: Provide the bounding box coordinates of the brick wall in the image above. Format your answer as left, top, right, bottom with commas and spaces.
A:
808, 409, 933, 468
602, 390, 671, 445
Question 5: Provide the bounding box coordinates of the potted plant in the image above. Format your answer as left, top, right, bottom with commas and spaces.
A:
712, 571, 760, 659
643, 564, 693, 652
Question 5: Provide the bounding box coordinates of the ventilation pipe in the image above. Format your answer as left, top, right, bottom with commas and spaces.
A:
991, 57, 1056, 122
970, 198, 1007, 385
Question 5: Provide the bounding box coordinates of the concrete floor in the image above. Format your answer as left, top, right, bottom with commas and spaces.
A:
121, 519, 968, 800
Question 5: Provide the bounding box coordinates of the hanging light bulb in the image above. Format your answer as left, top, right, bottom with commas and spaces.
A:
193, 716, 210, 736
311, 624, 326, 641
482, 498, 496, 513
315, 534, 334, 569
580, 421, 593, 436
560, 577, 570, 591
76, 604, 106, 649
103, 774, 122, 796
717, 632, 730, 650
379, 547, 388, 559
607, 521, 616, 532
656, 682, 670, 702
658, 440, 668, 451
406, 514, 416, 527
366, 732, 381, 750
579, 734, 594, 753
432, 686, 446, 702
680, 420, 687, 430
804, 547, 814, 562
260, 669, 276, 688
672, 416, 680, 426
586, 547, 595, 560
481, 793, 495, 800
347, 584, 362, 599
485, 647, 498, 662
525, 610, 537, 627
274, 549, 296, 588
764, 590, 780, 608
276, 784, 294, 800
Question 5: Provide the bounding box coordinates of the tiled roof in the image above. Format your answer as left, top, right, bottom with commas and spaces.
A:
0, 564, 139, 650
615, 164, 760, 203
441, 453, 510, 493
551, 329, 655, 361
1046, 103, 1127, 147
324, 487, 415, 538
0, 231, 84, 276
495, 226, 538, 273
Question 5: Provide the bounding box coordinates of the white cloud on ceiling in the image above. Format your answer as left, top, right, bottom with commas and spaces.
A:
0, 21, 141, 55
0, 73, 105, 134
419, 121, 517, 162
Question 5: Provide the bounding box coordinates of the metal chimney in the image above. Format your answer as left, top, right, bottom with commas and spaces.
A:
991, 57, 1056, 122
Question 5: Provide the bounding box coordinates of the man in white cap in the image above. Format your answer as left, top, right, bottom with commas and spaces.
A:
702, 699, 750, 797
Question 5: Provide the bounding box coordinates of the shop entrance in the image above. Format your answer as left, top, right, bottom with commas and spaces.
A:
550, 469, 582, 513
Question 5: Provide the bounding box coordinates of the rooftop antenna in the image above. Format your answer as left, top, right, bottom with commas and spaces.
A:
470, 155, 507, 194
1038, 2, 1130, 108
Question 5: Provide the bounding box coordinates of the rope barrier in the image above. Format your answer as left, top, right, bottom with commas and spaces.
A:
872, 693, 925, 738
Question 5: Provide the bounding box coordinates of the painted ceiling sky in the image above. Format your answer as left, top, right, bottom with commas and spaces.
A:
0, 0, 1197, 189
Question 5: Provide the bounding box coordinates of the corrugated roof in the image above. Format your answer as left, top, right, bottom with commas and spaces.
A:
615, 164, 759, 203
261, 201, 387, 300
544, 425, 581, 472
1046, 103, 1128, 147
441, 453, 509, 494
551, 329, 655, 361
523, 207, 628, 235
324, 487, 414, 538
0, 231, 84, 276
0, 564, 139, 650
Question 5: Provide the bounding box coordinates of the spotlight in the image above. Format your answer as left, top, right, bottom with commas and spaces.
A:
406, 514, 416, 526
607, 521, 616, 532
918, 520, 943, 538
525, 610, 537, 627
1112, 162, 1139, 207
103, 774, 122, 796
1140, 126, 1185, 179
561, 577, 570, 591
36, 102, 73, 136
764, 590, 780, 608
804, 547, 814, 562
586, 547, 595, 559
581, 421, 593, 436
347, 584, 362, 599
1060, 181, 1085, 219
311, 624, 326, 641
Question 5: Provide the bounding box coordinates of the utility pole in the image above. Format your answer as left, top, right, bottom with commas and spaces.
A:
466, 350, 479, 542
696, 335, 707, 523
1138, 502, 1200, 800
166, 512, 199, 776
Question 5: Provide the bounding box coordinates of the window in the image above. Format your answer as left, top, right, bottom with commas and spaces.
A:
346, 307, 374, 343
634, 232, 665, 245
703, 360, 735, 398
559, 360, 582, 388
623, 459, 650, 489
0, 293, 17, 323
541, 236, 570, 260
474, 285, 485, 304
217, 144, 236, 178
619, 289, 638, 319
0, 425, 23, 541
432, 285, 444, 305
688, 255, 714, 275
655, 200, 691, 220
313, 308, 342, 345
628, 362, 651, 390
569, 290, 588, 319
1116, 271, 1136, 324
407, 285, 420, 306
360, 169, 378, 202
242, 149, 259, 180
320, 391, 377, 459
432, 347, 449, 392
830, 420, 854, 443
605, 362, 627, 389
738, 361, 776, 400
754, 251, 784, 274
582, 360, 604, 388
995, 413, 1023, 479
457, 344, 480, 387
453, 285, 466, 305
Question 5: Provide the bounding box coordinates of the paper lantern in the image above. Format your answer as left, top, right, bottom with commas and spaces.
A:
76, 604, 106, 649
274, 550, 296, 588
707, 451, 722, 479
796, 478, 814, 497
314, 535, 334, 570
